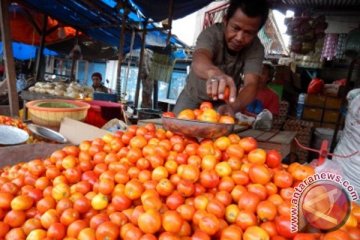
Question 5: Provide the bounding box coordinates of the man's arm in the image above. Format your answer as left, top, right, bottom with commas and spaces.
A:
192, 49, 237, 102
192, 49, 222, 80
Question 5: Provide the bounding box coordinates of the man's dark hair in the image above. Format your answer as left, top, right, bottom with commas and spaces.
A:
225, 0, 269, 29
91, 72, 102, 80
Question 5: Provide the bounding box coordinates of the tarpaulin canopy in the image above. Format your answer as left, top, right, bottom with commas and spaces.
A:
17, 0, 201, 51
9, 4, 77, 46
130, 0, 213, 22
0, 42, 57, 60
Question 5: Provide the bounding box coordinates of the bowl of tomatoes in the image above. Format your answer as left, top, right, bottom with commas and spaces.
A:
161, 103, 236, 139
162, 116, 234, 139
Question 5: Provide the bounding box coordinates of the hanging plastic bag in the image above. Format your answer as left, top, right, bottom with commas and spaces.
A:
307, 78, 324, 94
253, 109, 273, 130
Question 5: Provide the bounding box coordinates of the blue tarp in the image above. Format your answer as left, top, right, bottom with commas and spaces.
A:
0, 42, 58, 60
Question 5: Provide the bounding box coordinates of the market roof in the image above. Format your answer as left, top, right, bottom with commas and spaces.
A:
268, 0, 360, 11
16, 0, 211, 51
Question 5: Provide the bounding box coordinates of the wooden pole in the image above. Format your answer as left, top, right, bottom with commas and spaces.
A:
35, 14, 48, 82
134, 19, 148, 114
115, 7, 127, 100
70, 31, 79, 81
166, 0, 175, 45
0, 0, 19, 117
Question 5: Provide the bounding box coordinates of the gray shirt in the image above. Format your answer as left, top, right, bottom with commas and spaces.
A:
184, 23, 264, 101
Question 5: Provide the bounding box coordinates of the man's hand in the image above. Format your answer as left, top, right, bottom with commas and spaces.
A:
217, 104, 235, 117
206, 74, 237, 103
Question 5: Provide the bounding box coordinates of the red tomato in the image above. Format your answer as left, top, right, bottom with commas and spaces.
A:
162, 112, 176, 118
200, 170, 220, 189
275, 215, 296, 238
266, 150, 282, 168
95, 221, 119, 240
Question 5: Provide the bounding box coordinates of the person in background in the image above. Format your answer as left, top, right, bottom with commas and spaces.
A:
91, 72, 109, 93
245, 63, 279, 116
173, 0, 269, 116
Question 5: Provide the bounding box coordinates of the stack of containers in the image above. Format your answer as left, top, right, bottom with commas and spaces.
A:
335, 33, 348, 60
321, 33, 339, 61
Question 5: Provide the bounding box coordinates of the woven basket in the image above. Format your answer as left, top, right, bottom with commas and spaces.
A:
149, 53, 174, 83
26, 99, 90, 128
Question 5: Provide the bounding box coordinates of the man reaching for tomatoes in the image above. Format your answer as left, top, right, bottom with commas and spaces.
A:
173, 0, 269, 116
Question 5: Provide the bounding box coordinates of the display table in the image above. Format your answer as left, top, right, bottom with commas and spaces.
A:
238, 129, 297, 158
0, 142, 70, 167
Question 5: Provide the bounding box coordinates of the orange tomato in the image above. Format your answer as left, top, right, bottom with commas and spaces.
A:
95, 221, 119, 240
243, 226, 270, 240
273, 170, 293, 188
256, 200, 277, 221
162, 210, 184, 233
239, 137, 258, 152
248, 148, 266, 164
198, 108, 220, 123
200, 102, 213, 110
138, 209, 162, 234
218, 115, 235, 124
178, 109, 196, 120
235, 210, 257, 231
237, 191, 260, 213
248, 164, 271, 185
198, 213, 220, 236
225, 144, 244, 159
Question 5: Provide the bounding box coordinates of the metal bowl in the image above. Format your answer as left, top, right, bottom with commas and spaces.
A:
0, 125, 29, 145
27, 124, 68, 143
162, 117, 234, 139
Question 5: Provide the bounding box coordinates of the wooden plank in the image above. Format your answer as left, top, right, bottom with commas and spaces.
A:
256, 131, 279, 142
257, 142, 291, 159
0, 0, 19, 117
238, 129, 265, 139
269, 131, 297, 144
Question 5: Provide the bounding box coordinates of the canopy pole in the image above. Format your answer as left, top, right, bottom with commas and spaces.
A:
134, 19, 148, 115
115, 5, 128, 100
35, 14, 47, 82
70, 30, 79, 81
0, 0, 19, 117
124, 30, 136, 95
166, 0, 175, 45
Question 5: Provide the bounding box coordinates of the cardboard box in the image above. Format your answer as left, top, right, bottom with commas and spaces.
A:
321, 123, 337, 129
323, 110, 340, 123
59, 117, 110, 145
302, 107, 323, 121
305, 95, 326, 107
325, 97, 342, 110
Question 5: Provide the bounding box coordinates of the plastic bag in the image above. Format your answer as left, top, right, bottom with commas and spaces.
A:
235, 112, 255, 126
101, 118, 128, 132
307, 78, 324, 94
313, 158, 343, 176
253, 109, 273, 130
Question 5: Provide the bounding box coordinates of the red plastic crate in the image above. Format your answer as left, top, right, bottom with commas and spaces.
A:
83, 100, 123, 128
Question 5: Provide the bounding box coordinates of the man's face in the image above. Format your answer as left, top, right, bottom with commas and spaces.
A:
224, 8, 262, 52
92, 76, 101, 87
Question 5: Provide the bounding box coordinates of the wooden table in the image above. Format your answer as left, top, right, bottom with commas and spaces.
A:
238, 129, 297, 158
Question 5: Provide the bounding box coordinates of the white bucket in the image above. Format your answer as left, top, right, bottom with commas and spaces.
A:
312, 128, 342, 150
